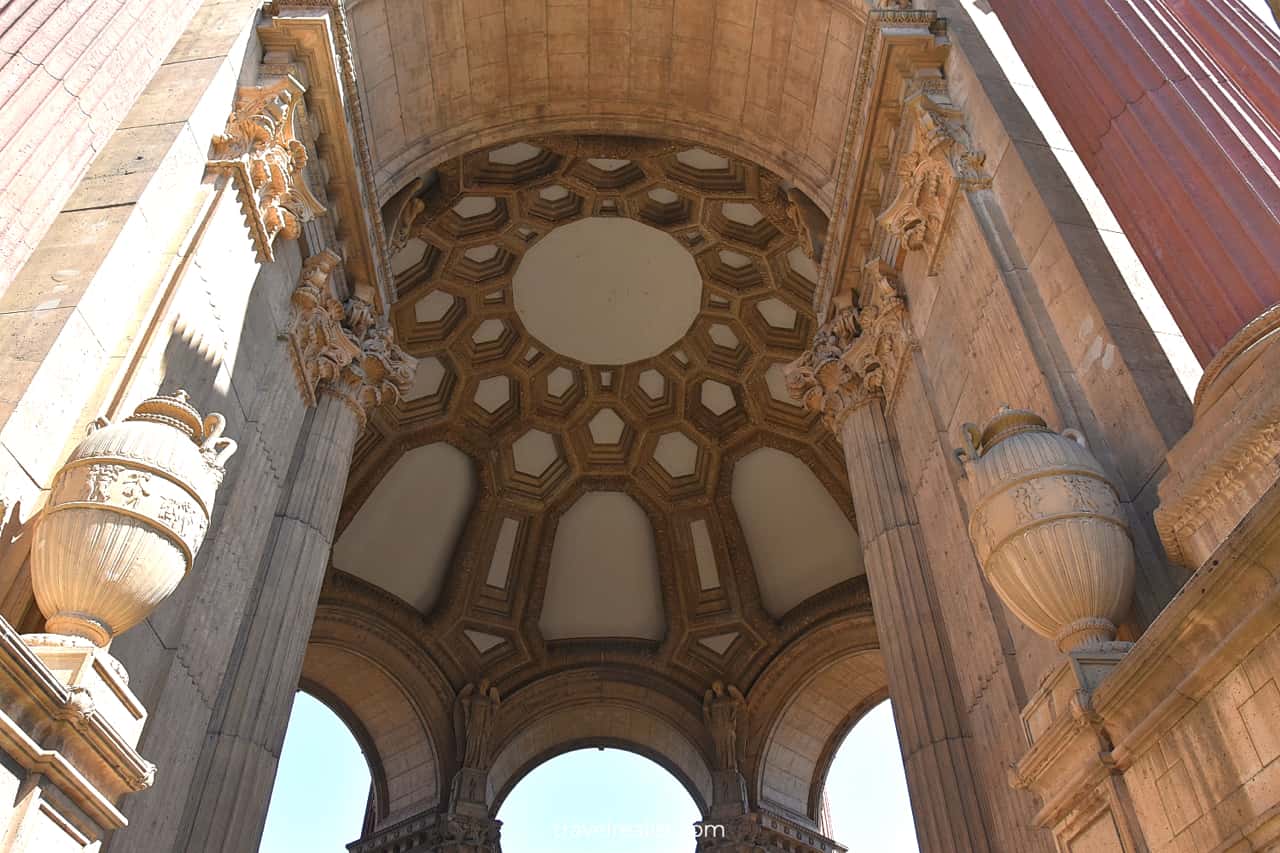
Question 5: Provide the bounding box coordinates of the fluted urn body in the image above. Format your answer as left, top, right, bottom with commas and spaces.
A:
958, 407, 1135, 652
31, 391, 237, 646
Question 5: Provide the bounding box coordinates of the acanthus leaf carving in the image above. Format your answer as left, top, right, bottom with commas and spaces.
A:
287, 250, 416, 422
331, 297, 416, 423
287, 249, 361, 407
785, 262, 914, 435
877, 78, 990, 274
209, 76, 327, 262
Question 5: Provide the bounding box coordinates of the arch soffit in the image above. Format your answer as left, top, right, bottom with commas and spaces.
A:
744, 613, 886, 823
346, 0, 869, 211
488, 666, 715, 814
305, 602, 458, 822
375, 115, 842, 215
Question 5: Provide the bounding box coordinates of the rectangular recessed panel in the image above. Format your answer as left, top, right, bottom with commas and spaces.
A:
486, 517, 520, 589
691, 519, 720, 591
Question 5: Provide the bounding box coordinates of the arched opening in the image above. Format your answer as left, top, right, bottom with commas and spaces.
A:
821, 700, 919, 853
260, 692, 373, 852
496, 747, 703, 852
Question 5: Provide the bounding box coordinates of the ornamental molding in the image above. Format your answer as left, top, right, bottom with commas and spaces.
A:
208, 76, 326, 262
816, 8, 946, 317
287, 250, 360, 407
329, 298, 416, 423
877, 78, 991, 275
288, 251, 415, 420
348, 810, 501, 853
785, 262, 914, 434
258, 4, 398, 313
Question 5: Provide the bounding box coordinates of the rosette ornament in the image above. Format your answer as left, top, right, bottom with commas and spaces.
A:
31, 391, 237, 646
956, 407, 1135, 653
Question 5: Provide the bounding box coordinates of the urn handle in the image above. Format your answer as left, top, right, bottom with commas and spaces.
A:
954, 422, 982, 464
1061, 427, 1088, 449
201, 413, 238, 468
86, 416, 110, 435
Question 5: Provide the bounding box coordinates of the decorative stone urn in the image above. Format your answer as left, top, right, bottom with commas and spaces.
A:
31, 391, 237, 646
956, 407, 1135, 653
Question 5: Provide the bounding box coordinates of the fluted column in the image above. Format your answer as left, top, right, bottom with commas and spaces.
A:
786, 275, 991, 853
989, 0, 1280, 364
175, 252, 413, 851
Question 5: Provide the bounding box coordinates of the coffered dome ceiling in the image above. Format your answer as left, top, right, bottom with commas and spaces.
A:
334, 135, 862, 681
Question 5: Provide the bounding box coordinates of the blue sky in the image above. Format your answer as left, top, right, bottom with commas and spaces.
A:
260, 693, 918, 852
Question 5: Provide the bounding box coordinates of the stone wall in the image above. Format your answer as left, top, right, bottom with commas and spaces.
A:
0, 0, 206, 292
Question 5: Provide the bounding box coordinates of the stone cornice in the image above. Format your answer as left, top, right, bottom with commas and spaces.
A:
0, 618, 154, 830
208, 75, 327, 262
785, 263, 914, 435
347, 809, 501, 853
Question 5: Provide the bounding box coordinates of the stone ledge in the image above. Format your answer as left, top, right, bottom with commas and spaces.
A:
0, 618, 154, 834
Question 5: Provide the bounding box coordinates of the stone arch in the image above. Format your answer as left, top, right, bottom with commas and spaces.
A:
345, 0, 868, 210
745, 613, 887, 825
304, 603, 456, 832
486, 669, 714, 815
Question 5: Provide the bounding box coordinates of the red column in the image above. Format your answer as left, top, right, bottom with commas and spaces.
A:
1166, 0, 1280, 122
988, 0, 1280, 364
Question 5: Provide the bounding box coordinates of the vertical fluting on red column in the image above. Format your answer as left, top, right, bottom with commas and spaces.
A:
988, 0, 1280, 364
1166, 0, 1280, 122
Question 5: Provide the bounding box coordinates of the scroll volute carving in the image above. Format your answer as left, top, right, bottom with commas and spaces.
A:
877, 81, 990, 274
209, 76, 327, 262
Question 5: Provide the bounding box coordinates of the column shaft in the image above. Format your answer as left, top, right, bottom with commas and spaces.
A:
838, 400, 991, 853
990, 0, 1280, 362
177, 392, 361, 851
1166, 0, 1280, 120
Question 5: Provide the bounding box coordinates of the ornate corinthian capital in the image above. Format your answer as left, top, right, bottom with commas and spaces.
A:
287, 251, 416, 422
209, 76, 327, 262
329, 299, 416, 424
877, 79, 990, 274
287, 250, 360, 407
784, 264, 913, 434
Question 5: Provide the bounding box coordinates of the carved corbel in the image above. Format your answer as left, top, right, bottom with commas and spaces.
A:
877, 78, 990, 274
209, 76, 327, 262
785, 264, 915, 435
